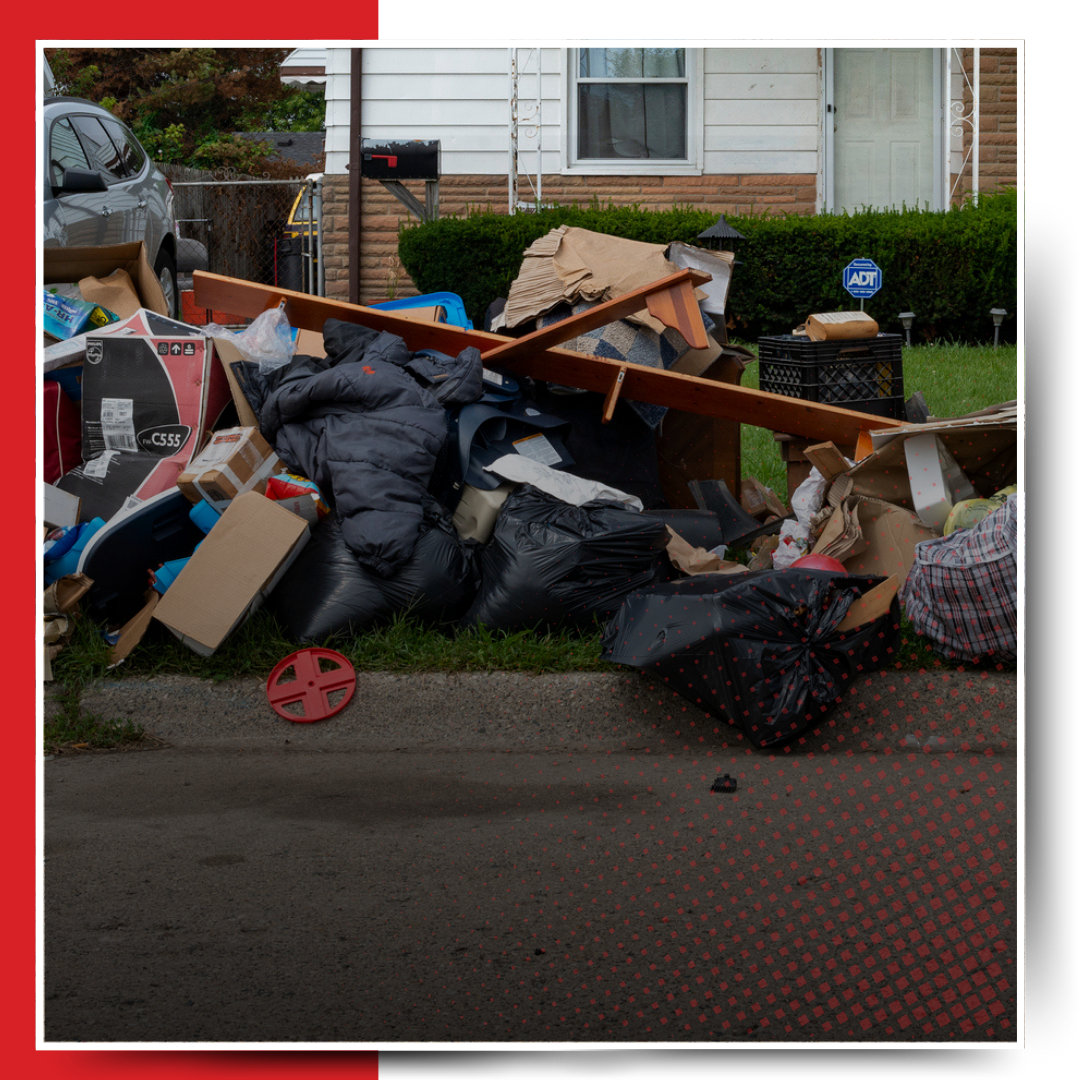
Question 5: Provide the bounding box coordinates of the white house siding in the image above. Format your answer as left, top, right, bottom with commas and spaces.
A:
324, 46, 822, 179
702, 48, 821, 175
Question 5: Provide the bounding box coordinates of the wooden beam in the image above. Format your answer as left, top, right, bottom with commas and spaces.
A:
192, 271, 908, 445
478, 268, 712, 364
644, 274, 710, 349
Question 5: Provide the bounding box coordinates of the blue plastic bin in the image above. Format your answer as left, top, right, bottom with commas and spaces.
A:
371, 292, 473, 330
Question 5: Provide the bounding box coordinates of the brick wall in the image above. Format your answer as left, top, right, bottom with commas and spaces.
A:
951, 47, 1018, 204
322, 172, 817, 305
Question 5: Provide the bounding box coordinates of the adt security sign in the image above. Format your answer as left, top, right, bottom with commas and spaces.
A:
843, 258, 882, 299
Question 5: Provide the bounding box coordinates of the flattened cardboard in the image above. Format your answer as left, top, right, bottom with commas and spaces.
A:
835, 575, 899, 633
153, 492, 309, 656
503, 226, 705, 336
211, 337, 260, 427
839, 497, 936, 586
108, 589, 160, 668
44, 484, 81, 529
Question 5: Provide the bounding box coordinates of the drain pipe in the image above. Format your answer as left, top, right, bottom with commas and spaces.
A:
348, 47, 363, 305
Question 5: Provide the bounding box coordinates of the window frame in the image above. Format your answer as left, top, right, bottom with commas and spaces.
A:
67, 113, 130, 186
563, 47, 703, 176
100, 116, 148, 180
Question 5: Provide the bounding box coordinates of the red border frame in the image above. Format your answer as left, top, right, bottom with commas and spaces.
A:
26, 21, 379, 1078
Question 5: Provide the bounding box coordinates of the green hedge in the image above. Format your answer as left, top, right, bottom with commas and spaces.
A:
396, 192, 1017, 344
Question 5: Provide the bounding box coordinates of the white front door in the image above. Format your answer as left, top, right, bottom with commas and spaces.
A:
825, 48, 942, 213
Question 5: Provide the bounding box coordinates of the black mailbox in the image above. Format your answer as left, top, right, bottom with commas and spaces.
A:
359, 139, 440, 180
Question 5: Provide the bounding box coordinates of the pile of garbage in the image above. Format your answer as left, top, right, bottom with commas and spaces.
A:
42, 236, 1018, 747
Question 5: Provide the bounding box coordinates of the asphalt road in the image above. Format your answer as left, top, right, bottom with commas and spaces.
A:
43, 668, 1018, 1045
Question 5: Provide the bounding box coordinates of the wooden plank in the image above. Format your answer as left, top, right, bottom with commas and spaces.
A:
602, 366, 628, 424
478, 269, 712, 365
803, 441, 852, 483
192, 272, 908, 445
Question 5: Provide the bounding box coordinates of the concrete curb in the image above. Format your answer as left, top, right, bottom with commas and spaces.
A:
57, 666, 1018, 756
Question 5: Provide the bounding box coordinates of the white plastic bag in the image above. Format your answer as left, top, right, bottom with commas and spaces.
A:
771, 519, 812, 569
205, 306, 296, 375
790, 454, 854, 528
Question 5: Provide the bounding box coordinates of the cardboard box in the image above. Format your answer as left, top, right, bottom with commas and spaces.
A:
836, 409, 1017, 511
45, 242, 169, 318
153, 492, 310, 656
43, 242, 171, 367
54, 310, 232, 522
177, 427, 282, 509
740, 477, 789, 522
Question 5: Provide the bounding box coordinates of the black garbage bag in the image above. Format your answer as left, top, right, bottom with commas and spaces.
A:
267, 496, 480, 642
601, 569, 900, 748
459, 486, 670, 633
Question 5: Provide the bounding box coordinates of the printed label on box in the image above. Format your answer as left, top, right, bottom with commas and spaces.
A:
100, 399, 136, 452
512, 433, 561, 467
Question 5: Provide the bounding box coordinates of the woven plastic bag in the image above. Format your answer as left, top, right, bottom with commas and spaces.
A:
899, 494, 1018, 663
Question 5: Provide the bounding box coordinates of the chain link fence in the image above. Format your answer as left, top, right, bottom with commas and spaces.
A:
161, 165, 322, 317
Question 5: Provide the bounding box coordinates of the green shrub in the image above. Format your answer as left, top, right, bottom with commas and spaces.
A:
396, 192, 1017, 344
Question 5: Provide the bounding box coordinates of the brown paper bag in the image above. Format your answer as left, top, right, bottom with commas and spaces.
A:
665, 528, 748, 577
806, 311, 879, 341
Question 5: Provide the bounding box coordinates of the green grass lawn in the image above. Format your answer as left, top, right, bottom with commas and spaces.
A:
46, 342, 1019, 750
738, 340, 1019, 496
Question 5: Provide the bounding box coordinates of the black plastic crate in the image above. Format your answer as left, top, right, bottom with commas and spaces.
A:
757, 333, 905, 419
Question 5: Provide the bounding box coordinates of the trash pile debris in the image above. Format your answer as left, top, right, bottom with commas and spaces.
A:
42, 236, 1018, 745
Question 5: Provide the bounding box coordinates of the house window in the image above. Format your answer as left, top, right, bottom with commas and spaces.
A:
573, 48, 690, 163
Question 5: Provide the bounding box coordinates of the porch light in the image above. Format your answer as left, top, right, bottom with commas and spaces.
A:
697, 215, 747, 254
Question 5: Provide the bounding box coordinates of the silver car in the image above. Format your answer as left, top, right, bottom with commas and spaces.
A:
43, 96, 179, 317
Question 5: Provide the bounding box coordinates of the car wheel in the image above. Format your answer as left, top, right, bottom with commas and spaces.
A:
154, 247, 179, 320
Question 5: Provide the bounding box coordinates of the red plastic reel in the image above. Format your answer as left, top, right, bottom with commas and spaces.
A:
265, 648, 357, 723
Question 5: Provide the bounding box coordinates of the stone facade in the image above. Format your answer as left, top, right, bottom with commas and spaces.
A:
323, 172, 818, 305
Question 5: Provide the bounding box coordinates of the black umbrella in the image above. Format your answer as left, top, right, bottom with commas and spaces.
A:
601, 569, 900, 748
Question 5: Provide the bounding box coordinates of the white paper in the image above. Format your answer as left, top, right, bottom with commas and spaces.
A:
484, 455, 643, 511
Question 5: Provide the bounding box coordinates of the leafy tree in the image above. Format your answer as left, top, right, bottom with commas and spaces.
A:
45, 47, 324, 173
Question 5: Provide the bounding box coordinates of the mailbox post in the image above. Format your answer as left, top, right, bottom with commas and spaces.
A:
357, 139, 441, 222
